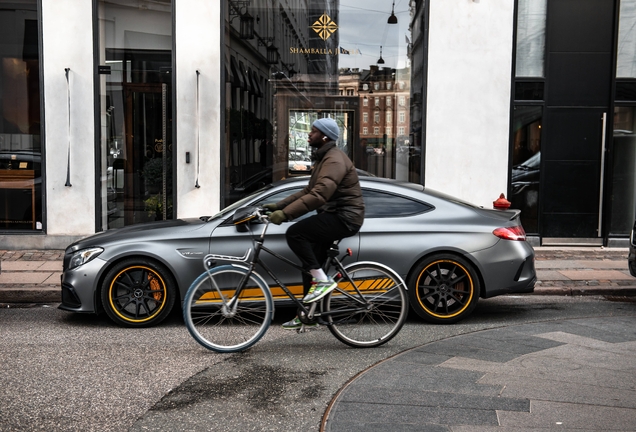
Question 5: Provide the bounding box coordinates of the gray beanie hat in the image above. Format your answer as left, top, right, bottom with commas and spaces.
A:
312, 118, 339, 141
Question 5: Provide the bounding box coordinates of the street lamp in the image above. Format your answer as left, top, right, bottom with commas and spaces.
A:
239, 11, 254, 40
229, 0, 254, 40
377, 46, 385, 65
388, 1, 398, 24
267, 44, 279, 65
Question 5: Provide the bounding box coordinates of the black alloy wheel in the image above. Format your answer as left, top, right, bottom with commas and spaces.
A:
408, 254, 480, 324
101, 258, 176, 327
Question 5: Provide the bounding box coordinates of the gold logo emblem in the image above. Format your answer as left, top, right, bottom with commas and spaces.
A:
311, 13, 338, 41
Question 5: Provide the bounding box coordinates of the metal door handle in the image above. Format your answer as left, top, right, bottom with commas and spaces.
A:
598, 112, 607, 237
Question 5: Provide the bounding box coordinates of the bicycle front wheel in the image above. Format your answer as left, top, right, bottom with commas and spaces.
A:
324, 262, 408, 348
183, 265, 273, 353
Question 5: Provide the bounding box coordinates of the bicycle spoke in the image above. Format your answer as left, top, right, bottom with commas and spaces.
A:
325, 263, 407, 348
183, 266, 272, 353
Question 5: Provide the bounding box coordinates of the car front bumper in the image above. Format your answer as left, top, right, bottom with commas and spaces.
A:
58, 257, 108, 314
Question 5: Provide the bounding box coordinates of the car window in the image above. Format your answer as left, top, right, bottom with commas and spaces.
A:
363, 189, 433, 218
220, 187, 318, 226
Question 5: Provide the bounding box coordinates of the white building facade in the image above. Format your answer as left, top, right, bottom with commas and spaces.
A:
0, 0, 634, 249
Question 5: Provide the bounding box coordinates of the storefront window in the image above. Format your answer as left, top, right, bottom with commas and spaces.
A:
617, 0, 636, 78
97, 0, 173, 229
610, 107, 636, 235
224, 0, 422, 206
510, 106, 542, 234
0, 1, 42, 231
515, 0, 547, 77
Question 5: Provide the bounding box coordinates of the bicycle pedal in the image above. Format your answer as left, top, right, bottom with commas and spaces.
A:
296, 324, 318, 333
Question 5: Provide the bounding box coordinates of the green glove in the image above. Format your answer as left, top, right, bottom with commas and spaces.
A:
269, 210, 287, 225
262, 203, 278, 212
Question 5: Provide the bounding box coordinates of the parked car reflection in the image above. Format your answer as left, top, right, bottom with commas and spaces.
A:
511, 151, 540, 232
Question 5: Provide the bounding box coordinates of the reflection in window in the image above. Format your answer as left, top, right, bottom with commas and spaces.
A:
610, 107, 636, 234
510, 106, 542, 234
224, 0, 422, 205
0, 1, 42, 231
97, 0, 174, 229
362, 189, 432, 218
515, 0, 547, 77
617, 0, 636, 78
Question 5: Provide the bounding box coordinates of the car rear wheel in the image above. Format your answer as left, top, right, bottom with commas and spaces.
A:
408, 254, 480, 324
101, 258, 176, 327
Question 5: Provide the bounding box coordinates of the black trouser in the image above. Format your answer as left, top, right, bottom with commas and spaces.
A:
286, 212, 360, 296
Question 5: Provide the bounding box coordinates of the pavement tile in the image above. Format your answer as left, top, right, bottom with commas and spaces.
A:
0, 273, 51, 284
497, 400, 636, 430
536, 270, 570, 281
512, 320, 636, 343
415, 339, 527, 363
340, 387, 529, 412
535, 260, 628, 270
329, 402, 499, 427
39, 261, 63, 271
1, 261, 49, 271
559, 269, 635, 280
481, 373, 636, 410
354, 362, 502, 397
42, 273, 62, 284
462, 329, 565, 350
326, 421, 447, 432
537, 331, 636, 353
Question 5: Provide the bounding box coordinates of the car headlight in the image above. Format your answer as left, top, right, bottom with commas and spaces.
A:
69, 247, 104, 270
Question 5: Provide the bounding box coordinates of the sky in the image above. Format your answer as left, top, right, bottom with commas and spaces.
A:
336, 0, 412, 70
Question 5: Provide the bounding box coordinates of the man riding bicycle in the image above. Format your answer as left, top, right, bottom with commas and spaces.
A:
264, 117, 365, 330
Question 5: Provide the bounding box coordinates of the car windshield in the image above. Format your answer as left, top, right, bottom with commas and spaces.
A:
207, 184, 273, 221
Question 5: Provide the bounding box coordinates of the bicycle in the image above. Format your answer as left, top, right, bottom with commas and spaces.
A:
183, 206, 409, 353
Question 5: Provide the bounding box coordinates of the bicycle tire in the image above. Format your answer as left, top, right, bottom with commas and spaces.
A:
324, 261, 408, 348
183, 265, 273, 353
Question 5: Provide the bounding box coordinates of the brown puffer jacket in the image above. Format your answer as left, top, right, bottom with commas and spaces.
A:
275, 142, 365, 228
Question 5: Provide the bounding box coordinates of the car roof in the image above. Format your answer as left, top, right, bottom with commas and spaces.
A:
272, 175, 483, 207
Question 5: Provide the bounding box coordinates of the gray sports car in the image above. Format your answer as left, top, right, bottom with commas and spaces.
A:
59, 177, 536, 327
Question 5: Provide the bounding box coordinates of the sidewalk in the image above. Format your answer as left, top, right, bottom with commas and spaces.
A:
323, 315, 636, 431
0, 247, 634, 304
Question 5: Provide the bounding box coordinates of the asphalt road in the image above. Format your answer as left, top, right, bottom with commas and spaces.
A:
1, 295, 635, 432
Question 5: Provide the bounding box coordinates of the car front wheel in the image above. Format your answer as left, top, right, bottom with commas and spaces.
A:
408, 254, 480, 324
101, 258, 176, 327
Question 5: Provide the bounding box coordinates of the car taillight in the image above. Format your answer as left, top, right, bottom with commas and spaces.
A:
493, 226, 526, 241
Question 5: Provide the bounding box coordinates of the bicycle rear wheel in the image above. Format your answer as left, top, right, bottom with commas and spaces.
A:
183, 265, 273, 353
324, 262, 408, 348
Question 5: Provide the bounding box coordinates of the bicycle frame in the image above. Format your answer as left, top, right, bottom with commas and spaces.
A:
204, 216, 370, 322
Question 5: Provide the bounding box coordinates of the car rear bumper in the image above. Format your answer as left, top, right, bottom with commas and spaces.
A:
469, 240, 536, 299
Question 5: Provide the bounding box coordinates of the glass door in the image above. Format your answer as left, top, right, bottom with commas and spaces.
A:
0, 1, 42, 231
97, 0, 173, 230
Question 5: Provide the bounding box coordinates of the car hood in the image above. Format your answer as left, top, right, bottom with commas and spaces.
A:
67, 218, 211, 251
